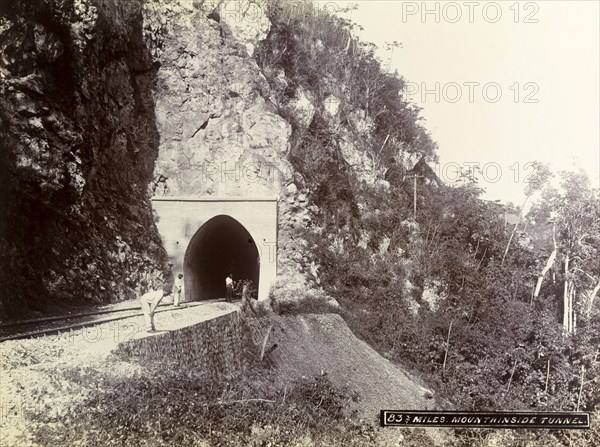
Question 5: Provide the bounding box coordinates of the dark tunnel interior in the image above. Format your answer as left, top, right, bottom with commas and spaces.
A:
184, 215, 259, 301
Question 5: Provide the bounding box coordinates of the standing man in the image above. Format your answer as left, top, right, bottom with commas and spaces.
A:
140, 288, 170, 332
225, 274, 234, 302
173, 273, 183, 307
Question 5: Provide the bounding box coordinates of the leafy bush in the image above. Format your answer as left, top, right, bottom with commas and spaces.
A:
271, 291, 339, 316
30, 362, 367, 446
299, 170, 599, 416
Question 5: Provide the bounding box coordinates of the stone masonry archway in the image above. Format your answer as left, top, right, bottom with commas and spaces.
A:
184, 215, 260, 300
151, 197, 278, 301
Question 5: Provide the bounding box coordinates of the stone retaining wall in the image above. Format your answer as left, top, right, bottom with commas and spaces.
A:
113, 310, 243, 379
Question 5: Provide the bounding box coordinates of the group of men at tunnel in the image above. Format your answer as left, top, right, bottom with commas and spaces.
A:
139, 268, 248, 333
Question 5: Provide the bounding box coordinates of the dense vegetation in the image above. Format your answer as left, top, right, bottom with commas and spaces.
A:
256, 1, 599, 445
255, 0, 437, 212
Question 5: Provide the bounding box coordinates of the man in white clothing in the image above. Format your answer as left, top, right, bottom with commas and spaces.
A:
173, 273, 183, 307
140, 288, 170, 332
225, 274, 234, 302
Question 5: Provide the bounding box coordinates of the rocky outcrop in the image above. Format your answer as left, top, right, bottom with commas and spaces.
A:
0, 0, 167, 319
0, 0, 333, 320
143, 0, 293, 198
143, 0, 325, 302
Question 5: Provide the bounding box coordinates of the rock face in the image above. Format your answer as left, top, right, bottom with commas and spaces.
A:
0, 0, 167, 319
142, 0, 320, 303
144, 0, 293, 198
144, 0, 326, 299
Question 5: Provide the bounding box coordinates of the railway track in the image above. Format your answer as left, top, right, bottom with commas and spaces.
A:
0, 300, 225, 342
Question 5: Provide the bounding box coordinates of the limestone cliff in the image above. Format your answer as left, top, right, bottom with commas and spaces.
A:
142, 0, 320, 307
0, 0, 166, 319
144, 0, 292, 199
0, 0, 319, 319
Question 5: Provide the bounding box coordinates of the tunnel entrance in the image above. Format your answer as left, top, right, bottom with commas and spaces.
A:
184, 215, 260, 301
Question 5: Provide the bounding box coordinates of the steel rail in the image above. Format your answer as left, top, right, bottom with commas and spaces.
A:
0, 299, 226, 329
0, 300, 229, 342
0, 305, 156, 328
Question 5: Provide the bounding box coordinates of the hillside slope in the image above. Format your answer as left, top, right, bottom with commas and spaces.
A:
253, 314, 438, 418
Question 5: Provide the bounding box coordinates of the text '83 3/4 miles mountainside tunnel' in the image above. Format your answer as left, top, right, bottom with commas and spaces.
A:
184, 215, 259, 300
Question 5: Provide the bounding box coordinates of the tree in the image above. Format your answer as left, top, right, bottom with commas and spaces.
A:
528, 169, 600, 334
501, 161, 552, 265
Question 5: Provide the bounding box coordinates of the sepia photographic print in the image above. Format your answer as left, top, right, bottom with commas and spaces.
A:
0, 0, 598, 445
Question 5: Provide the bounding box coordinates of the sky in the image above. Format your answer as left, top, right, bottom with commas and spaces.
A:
320, 0, 600, 204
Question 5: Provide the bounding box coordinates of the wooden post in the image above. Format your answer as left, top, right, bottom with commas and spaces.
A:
544, 359, 550, 394
576, 365, 585, 411
405, 174, 424, 221
442, 321, 453, 371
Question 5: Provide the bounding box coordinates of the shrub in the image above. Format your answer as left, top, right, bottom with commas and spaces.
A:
30, 362, 366, 446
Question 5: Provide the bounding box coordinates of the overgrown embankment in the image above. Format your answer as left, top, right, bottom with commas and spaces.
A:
250, 313, 438, 418
0, 0, 167, 320
0, 307, 446, 447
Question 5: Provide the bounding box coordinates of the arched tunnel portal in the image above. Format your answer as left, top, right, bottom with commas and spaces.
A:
184, 215, 260, 301
151, 197, 278, 301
